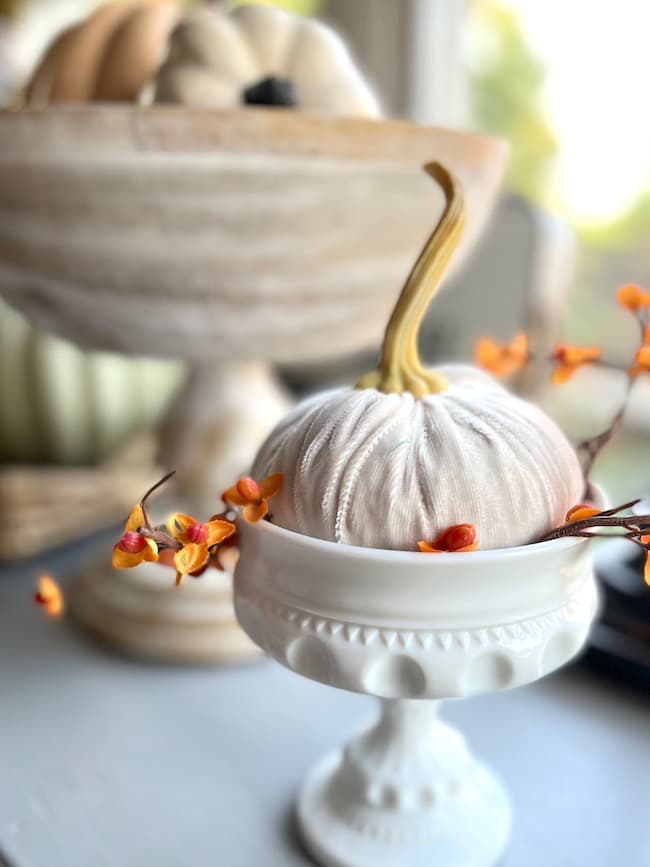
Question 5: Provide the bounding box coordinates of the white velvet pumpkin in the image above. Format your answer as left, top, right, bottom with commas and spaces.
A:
251, 162, 583, 552
150, 3, 381, 117
252, 365, 583, 550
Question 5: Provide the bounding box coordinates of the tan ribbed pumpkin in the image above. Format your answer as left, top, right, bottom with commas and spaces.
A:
25, 0, 180, 104
252, 163, 583, 551
151, 3, 381, 116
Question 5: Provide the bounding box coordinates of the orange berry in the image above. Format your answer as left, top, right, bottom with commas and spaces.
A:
566, 504, 601, 523
617, 284, 650, 311
118, 531, 147, 553
434, 524, 477, 551
446, 525, 476, 550
236, 477, 260, 502
186, 522, 209, 544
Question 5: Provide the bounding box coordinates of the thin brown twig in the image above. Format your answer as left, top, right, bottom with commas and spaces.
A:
539, 501, 650, 543
594, 498, 642, 516
138, 470, 176, 531
139, 526, 182, 550
577, 393, 630, 489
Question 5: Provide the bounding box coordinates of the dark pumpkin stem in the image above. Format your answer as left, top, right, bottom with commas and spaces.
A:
243, 76, 296, 107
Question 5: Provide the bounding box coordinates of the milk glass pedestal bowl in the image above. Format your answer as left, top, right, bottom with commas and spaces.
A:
0, 105, 506, 663
235, 520, 598, 867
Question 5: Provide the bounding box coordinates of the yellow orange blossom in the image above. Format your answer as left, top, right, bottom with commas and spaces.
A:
172, 543, 210, 586
223, 473, 283, 523
616, 283, 650, 312
630, 343, 650, 379
112, 504, 158, 569
34, 575, 64, 618
157, 547, 210, 579
168, 513, 235, 548
209, 513, 240, 571
167, 513, 236, 585
642, 536, 650, 586
551, 344, 602, 384
566, 504, 601, 523
475, 333, 529, 378
418, 524, 477, 553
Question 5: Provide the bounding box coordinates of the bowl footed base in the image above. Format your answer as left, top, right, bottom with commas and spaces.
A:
297, 699, 511, 867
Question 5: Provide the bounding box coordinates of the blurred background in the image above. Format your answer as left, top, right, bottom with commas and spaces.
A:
1, 0, 648, 499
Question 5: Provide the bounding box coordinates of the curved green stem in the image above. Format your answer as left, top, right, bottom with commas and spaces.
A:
356, 162, 465, 398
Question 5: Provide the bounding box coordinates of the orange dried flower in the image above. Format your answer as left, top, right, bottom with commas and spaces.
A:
616, 284, 650, 312
566, 504, 601, 523
113, 504, 158, 569
475, 333, 529, 378
551, 344, 602, 384
173, 543, 211, 586
418, 524, 478, 553
630, 343, 650, 379
223, 473, 283, 523
34, 575, 64, 618
168, 513, 234, 548
642, 535, 650, 586
167, 513, 235, 586
209, 513, 240, 571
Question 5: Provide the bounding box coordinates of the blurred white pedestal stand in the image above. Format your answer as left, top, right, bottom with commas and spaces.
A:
72, 361, 289, 663
73, 555, 256, 664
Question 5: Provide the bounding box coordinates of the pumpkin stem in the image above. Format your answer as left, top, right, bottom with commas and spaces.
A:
356, 161, 465, 398
243, 76, 296, 108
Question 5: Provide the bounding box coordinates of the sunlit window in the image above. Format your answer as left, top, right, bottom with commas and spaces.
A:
468, 0, 650, 499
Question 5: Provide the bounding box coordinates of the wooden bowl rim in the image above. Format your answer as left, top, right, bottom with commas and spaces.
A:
0, 105, 509, 166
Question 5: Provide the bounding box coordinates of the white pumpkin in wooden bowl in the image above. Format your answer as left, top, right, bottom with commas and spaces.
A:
25, 1, 381, 118
151, 2, 381, 116
252, 163, 584, 551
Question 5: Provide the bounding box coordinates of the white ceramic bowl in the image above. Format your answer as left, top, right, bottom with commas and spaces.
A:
235, 518, 598, 700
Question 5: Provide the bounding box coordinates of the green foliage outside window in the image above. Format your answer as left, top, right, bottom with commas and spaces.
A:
468, 1, 557, 207
229, 0, 321, 15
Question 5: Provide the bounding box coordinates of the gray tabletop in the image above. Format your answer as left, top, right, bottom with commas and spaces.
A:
1, 534, 648, 867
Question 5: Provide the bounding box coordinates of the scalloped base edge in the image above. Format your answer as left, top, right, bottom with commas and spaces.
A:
298, 750, 511, 867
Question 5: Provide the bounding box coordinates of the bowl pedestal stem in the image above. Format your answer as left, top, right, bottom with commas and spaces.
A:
158, 359, 291, 514
298, 698, 511, 867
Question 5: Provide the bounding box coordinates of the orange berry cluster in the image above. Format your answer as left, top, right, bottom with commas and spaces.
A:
475, 284, 650, 383
112, 473, 283, 586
